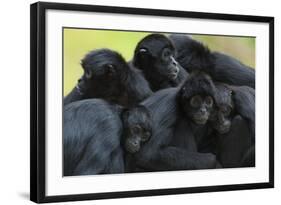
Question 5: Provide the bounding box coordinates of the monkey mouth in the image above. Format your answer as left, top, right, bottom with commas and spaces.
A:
212, 120, 231, 134
193, 116, 208, 125
125, 143, 140, 154
167, 73, 178, 80
216, 125, 231, 134
126, 147, 139, 154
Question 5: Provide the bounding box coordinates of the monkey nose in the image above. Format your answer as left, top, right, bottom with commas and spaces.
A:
200, 108, 207, 114
169, 66, 179, 75
132, 141, 139, 146
170, 56, 178, 65
223, 120, 231, 128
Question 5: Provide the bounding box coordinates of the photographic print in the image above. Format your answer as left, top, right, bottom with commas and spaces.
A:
63, 28, 256, 176
30, 2, 274, 203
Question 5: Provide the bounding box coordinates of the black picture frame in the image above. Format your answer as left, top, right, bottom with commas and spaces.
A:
30, 1, 274, 203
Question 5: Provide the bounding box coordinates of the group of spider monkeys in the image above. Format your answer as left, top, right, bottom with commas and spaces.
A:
63, 33, 255, 176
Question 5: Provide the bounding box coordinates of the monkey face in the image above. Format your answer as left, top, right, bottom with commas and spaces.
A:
183, 94, 214, 125
210, 105, 232, 134
81, 49, 129, 82
155, 47, 181, 80
124, 124, 151, 153
211, 83, 234, 134
179, 71, 217, 125
80, 49, 130, 102
133, 34, 182, 81
122, 106, 152, 154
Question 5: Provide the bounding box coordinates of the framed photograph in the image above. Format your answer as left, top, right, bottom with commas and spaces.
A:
30, 1, 274, 203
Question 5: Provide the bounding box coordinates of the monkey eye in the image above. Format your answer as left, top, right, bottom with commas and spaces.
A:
162, 48, 172, 60
132, 125, 141, 134
221, 106, 231, 116
205, 96, 214, 107
190, 95, 202, 108
141, 131, 151, 142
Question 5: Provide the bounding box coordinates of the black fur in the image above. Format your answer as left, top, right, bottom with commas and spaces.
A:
64, 49, 152, 107
122, 105, 153, 172
64, 99, 153, 176
213, 83, 255, 138
169, 34, 255, 88
132, 73, 219, 171
133, 34, 188, 91
241, 145, 255, 167
63, 99, 124, 176
63, 34, 256, 173
230, 85, 255, 138
175, 72, 217, 155
205, 83, 255, 167
178, 71, 217, 125
178, 71, 217, 102
212, 115, 254, 168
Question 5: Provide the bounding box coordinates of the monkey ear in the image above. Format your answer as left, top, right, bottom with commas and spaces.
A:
84, 70, 92, 79
139, 48, 148, 54
138, 48, 150, 58
133, 47, 149, 68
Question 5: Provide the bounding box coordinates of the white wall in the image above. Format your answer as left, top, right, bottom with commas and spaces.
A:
0, 0, 280, 204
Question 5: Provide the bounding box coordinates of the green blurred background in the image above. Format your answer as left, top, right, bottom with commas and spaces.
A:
63, 28, 255, 96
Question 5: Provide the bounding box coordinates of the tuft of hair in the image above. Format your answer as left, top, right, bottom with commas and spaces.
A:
81, 48, 127, 71
188, 41, 213, 70
122, 105, 153, 134
214, 83, 233, 109
133, 34, 175, 67
179, 71, 217, 100
169, 34, 214, 72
